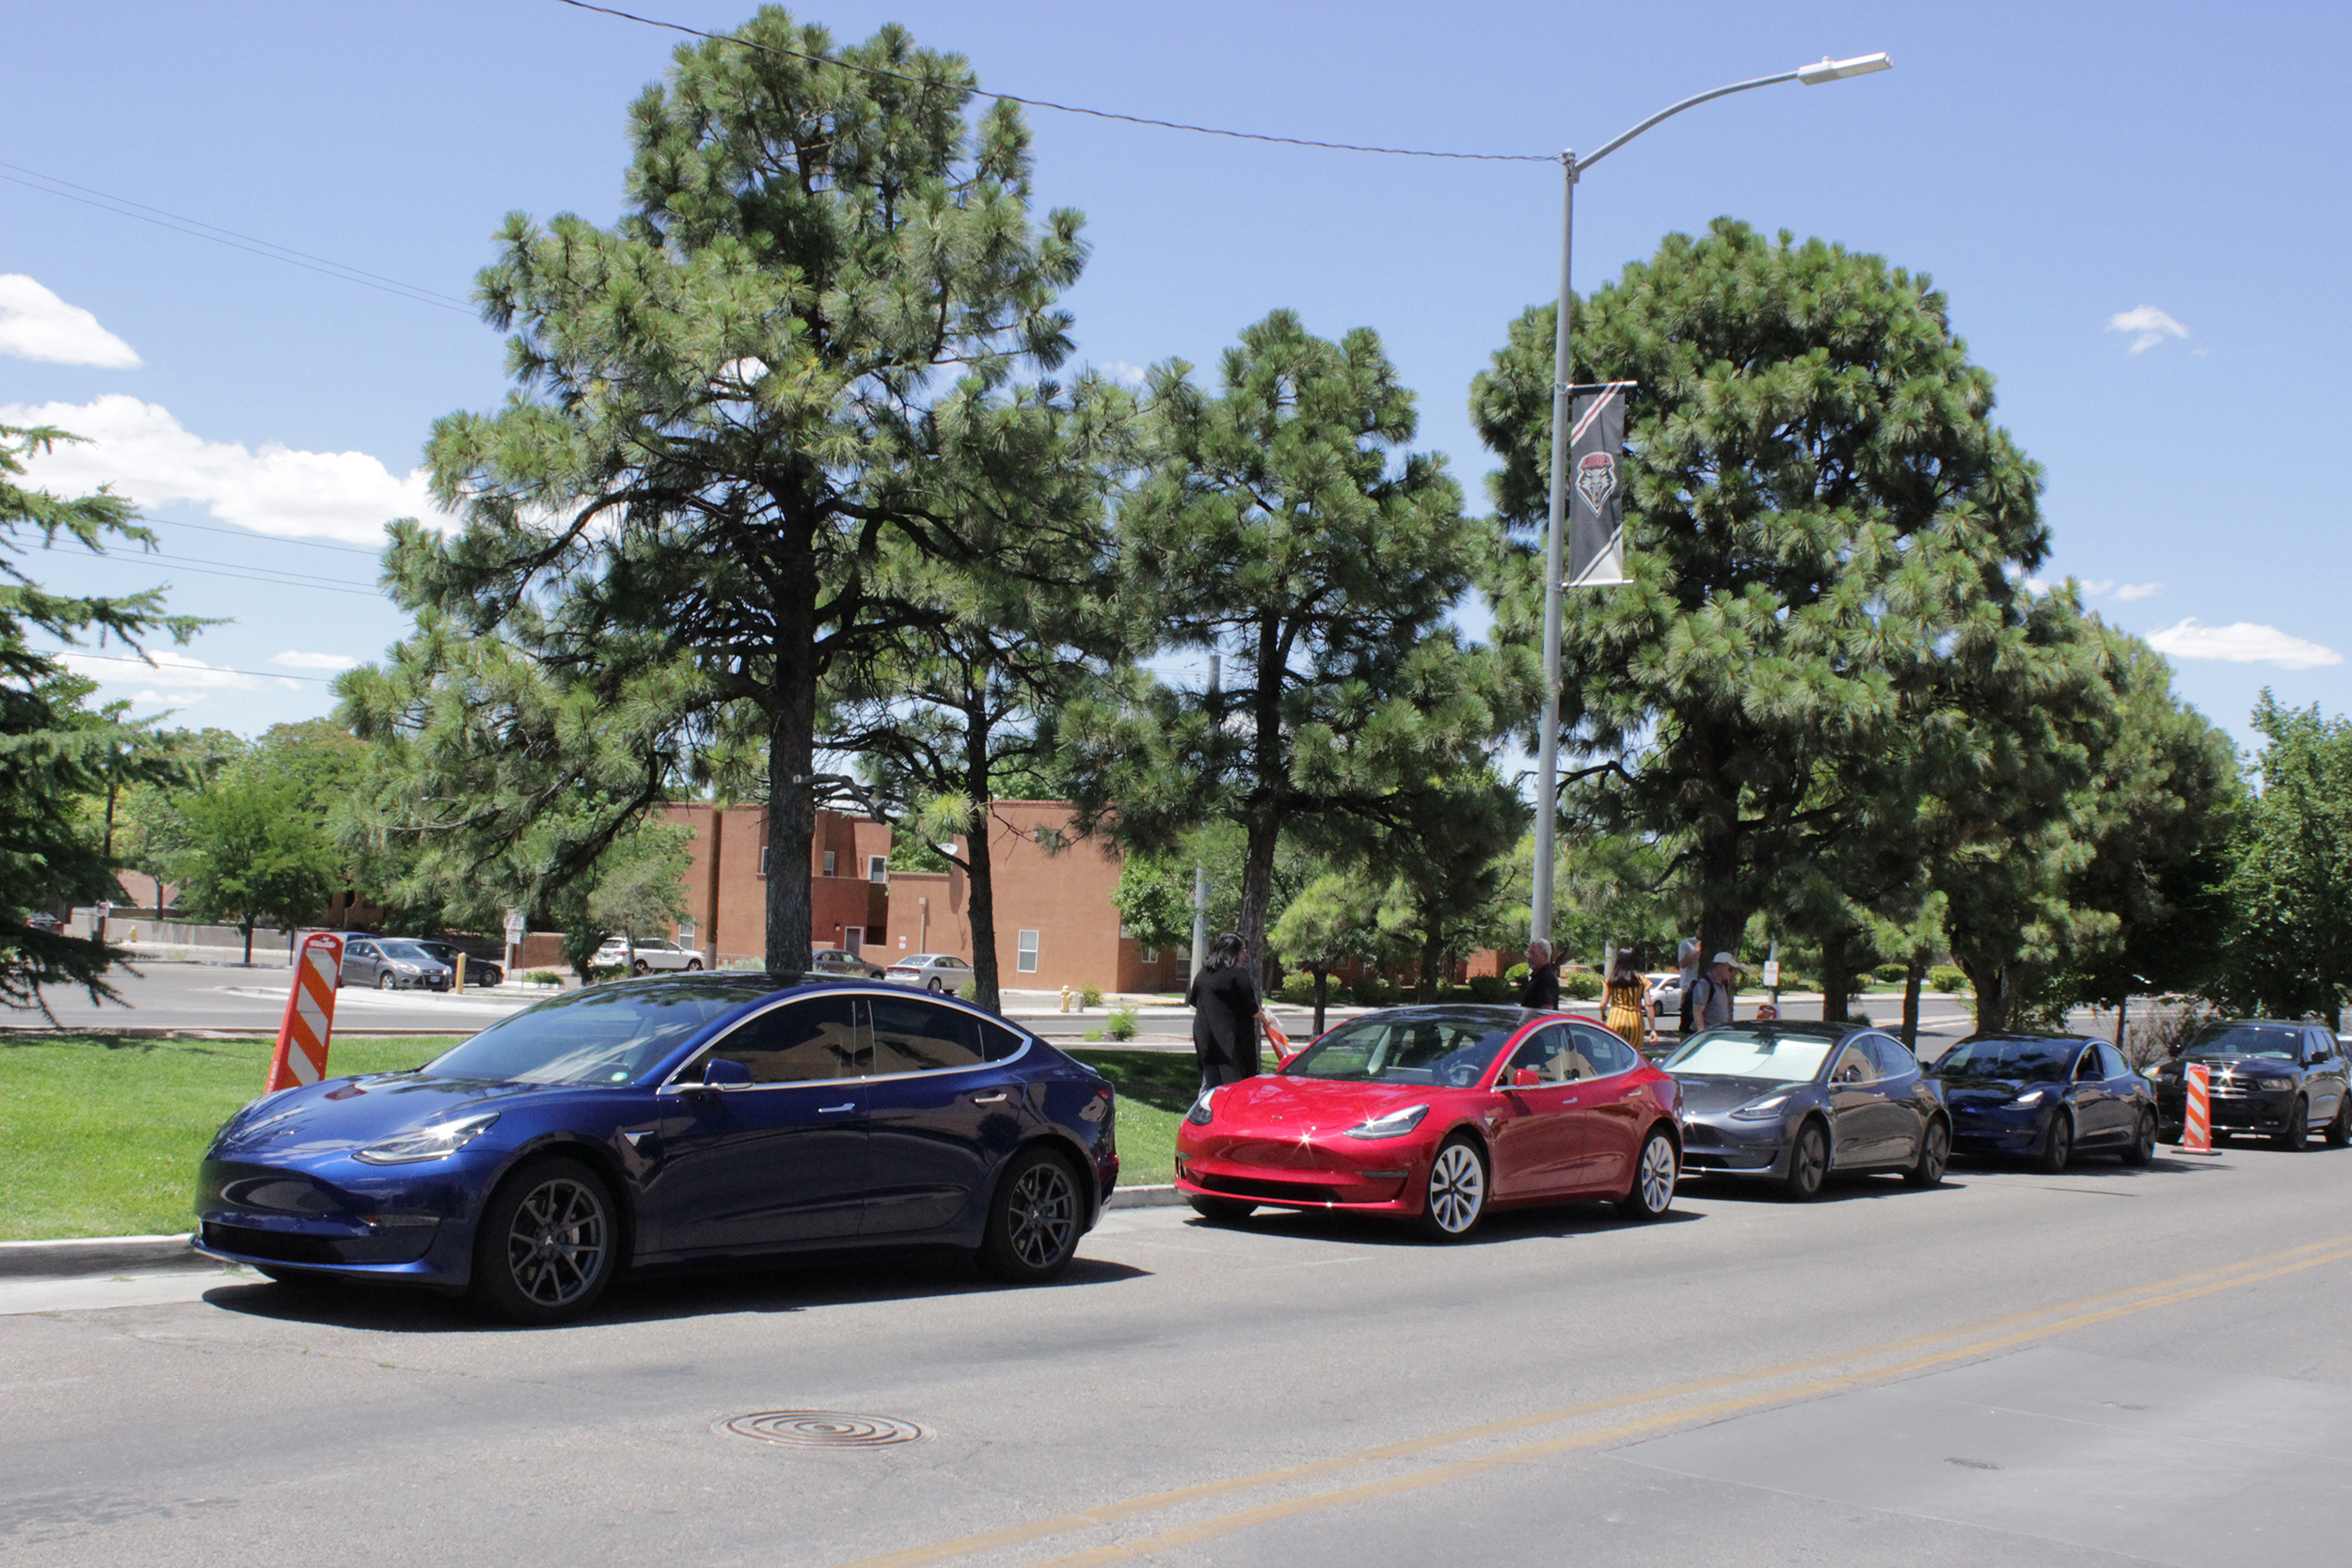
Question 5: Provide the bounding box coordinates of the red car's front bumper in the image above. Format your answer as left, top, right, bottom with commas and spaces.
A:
1174, 1129, 1424, 1214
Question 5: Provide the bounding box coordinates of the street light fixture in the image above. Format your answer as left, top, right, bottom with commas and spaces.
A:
1527, 52, 1892, 951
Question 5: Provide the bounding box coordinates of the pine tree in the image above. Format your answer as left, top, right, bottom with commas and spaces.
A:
383, 8, 1090, 976
2212, 693, 2352, 1028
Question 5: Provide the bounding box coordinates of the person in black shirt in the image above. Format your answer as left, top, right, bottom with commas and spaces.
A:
1186, 933, 1271, 1093
1518, 939, 1561, 1010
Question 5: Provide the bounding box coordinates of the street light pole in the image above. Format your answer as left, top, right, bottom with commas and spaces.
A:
1528, 52, 1891, 950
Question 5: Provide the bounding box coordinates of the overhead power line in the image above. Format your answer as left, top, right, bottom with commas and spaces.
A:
153, 517, 388, 559
66, 548, 385, 599
0, 162, 475, 314
553, 0, 1556, 164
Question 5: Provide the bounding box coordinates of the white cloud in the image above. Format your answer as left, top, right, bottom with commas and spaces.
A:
0, 394, 454, 545
2145, 618, 2342, 670
2107, 305, 2189, 355
56, 648, 262, 690
1097, 360, 1150, 387
128, 689, 206, 706
0, 276, 140, 367
2114, 582, 2163, 601
2076, 578, 2115, 595
270, 650, 359, 671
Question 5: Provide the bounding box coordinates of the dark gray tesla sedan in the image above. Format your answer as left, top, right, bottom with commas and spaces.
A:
1666, 1022, 1950, 1200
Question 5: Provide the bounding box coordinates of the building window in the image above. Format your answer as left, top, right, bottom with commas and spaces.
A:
757, 846, 769, 879
821, 850, 836, 877
1138, 946, 1158, 964
1017, 930, 1040, 974
867, 855, 887, 882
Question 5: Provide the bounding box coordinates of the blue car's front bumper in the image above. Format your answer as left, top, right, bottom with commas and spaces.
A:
1947, 1097, 2054, 1154
193, 1148, 505, 1291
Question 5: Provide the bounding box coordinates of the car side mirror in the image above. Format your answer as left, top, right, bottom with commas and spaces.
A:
1511, 1068, 1540, 1088
696, 1057, 751, 1088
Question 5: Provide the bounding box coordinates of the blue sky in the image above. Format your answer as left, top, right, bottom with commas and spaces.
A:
4, 0, 2344, 755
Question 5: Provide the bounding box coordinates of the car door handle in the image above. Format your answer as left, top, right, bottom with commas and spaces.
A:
972, 1092, 1009, 1104
817, 1102, 856, 1114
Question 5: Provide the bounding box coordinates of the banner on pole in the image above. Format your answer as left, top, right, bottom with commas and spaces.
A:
264, 932, 346, 1094
1565, 382, 1636, 588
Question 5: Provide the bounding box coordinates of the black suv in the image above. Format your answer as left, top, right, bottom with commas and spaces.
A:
2153, 1019, 2352, 1149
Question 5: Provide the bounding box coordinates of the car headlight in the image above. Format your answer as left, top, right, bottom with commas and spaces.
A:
2012, 1087, 2048, 1106
1184, 1090, 1217, 1127
354, 1111, 500, 1164
1729, 1094, 1790, 1120
2256, 1076, 2294, 1091
1344, 1104, 1429, 1140
393, 962, 419, 974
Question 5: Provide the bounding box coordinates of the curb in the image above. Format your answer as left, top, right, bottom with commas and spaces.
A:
0, 1234, 209, 1279
1105, 1184, 1187, 1211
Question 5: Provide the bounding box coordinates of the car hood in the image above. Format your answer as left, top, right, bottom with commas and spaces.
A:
1673, 1073, 1809, 1117
208, 1073, 562, 1162
2170, 1054, 2292, 1075
1209, 1073, 1437, 1131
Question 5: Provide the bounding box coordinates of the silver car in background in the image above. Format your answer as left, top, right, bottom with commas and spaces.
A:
340, 936, 454, 991
1667, 1022, 1951, 1200
886, 953, 973, 994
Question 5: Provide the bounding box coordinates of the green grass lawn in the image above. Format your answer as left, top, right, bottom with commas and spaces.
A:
0, 1034, 459, 1241
0, 1035, 1223, 1241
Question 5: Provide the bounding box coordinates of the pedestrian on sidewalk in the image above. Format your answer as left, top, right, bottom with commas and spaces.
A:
1689, 951, 1740, 1032
1518, 939, 1561, 1010
1604, 952, 1649, 1053
1187, 933, 1272, 1094
1675, 936, 1701, 1036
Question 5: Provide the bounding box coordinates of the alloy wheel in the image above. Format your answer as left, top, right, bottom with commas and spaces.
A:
503, 1176, 609, 1307
1786, 1123, 1828, 1200
1425, 1142, 1486, 1234
1631, 1133, 1677, 1215
1908, 1117, 1950, 1186
1005, 1160, 1077, 1270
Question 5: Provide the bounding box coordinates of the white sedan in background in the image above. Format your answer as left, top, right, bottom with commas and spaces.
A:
887, 953, 973, 994
592, 935, 704, 974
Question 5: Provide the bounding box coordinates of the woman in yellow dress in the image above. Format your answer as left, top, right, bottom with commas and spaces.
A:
1603, 953, 1649, 1053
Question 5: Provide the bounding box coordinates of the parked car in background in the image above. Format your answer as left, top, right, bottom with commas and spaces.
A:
194, 974, 1120, 1323
22, 911, 63, 934
1175, 1004, 1683, 1239
810, 946, 888, 980
340, 936, 455, 991
2151, 1019, 2352, 1150
1645, 972, 1685, 1022
1667, 1022, 1949, 1200
888, 953, 973, 994
1929, 1034, 2156, 1170
412, 940, 502, 988
592, 935, 704, 974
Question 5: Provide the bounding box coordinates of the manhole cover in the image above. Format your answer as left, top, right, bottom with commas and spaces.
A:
721, 1411, 930, 1449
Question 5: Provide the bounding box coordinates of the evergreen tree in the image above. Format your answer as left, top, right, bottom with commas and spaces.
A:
1270, 868, 1388, 1035
383, 8, 1089, 976
1079, 310, 1522, 968
0, 423, 199, 1010
175, 763, 341, 964
1473, 219, 2089, 974
2212, 693, 2352, 1028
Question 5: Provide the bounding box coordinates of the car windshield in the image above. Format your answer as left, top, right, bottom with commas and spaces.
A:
420, 980, 773, 1085
1663, 1029, 1839, 1085
2181, 1024, 2301, 1059
1931, 1038, 2076, 1082
1284, 1011, 1520, 1085
378, 941, 438, 963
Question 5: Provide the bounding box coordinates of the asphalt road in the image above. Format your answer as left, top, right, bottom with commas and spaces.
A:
7, 1136, 2348, 1566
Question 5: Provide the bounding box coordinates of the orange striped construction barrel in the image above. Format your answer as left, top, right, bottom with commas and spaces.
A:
2183, 1060, 2213, 1153
264, 932, 346, 1094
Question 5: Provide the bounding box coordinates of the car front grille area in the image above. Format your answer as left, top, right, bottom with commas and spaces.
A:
1195, 1173, 1347, 1205
202, 1219, 440, 1265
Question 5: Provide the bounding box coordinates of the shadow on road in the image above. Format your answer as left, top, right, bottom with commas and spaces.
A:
1184, 1200, 1705, 1249
1678, 1171, 1968, 1206
199, 1251, 1152, 1332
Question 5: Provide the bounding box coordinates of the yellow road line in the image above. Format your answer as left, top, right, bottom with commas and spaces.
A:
835, 1235, 2352, 1568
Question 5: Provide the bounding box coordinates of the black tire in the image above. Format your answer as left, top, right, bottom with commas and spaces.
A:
1415, 1135, 1488, 1241
630, 958, 649, 976
2277, 1097, 2309, 1151
1185, 1195, 1257, 1226
1782, 1119, 1829, 1201
979, 1147, 1086, 1282
2120, 1108, 2156, 1166
685, 958, 702, 971
375, 969, 393, 990
468, 1156, 618, 1325
1905, 1116, 1951, 1188
2036, 1112, 2074, 1174
2327, 1092, 2352, 1149
1616, 1126, 1678, 1221
927, 977, 945, 994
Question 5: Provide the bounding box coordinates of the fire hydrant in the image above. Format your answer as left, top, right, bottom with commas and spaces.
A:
1059, 984, 1075, 1013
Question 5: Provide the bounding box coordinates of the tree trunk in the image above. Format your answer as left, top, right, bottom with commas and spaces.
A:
965, 819, 1002, 1013
1901, 961, 1924, 1051
1416, 929, 1442, 1004
1820, 929, 1851, 1023
1960, 958, 2017, 1034
1233, 813, 1281, 978
1312, 968, 1328, 1038
763, 626, 817, 979
1697, 905, 1749, 991
242, 920, 254, 965
2114, 993, 2129, 1049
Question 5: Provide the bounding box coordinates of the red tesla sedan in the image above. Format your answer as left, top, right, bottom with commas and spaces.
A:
1174, 1004, 1683, 1240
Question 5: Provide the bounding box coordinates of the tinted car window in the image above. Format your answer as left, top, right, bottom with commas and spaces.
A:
1573, 1024, 1640, 1078
2182, 1023, 2301, 1059
427, 980, 773, 1085
2095, 1042, 2130, 1080
1503, 1024, 1572, 1083
1664, 1029, 1840, 1084
702, 994, 866, 1084
2307, 1029, 2337, 1064
1861, 1035, 1915, 1078
1286, 1011, 1519, 1085
1931, 1038, 2075, 1083
1829, 1045, 1873, 1085
868, 996, 986, 1073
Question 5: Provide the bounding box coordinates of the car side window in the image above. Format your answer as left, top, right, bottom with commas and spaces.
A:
1861, 1034, 1915, 1079
698, 995, 865, 1084
2074, 1046, 2103, 1082
1504, 1024, 1573, 1083
2308, 1029, 2337, 1067
1829, 1044, 1872, 1085
868, 995, 987, 1074
2095, 1043, 2130, 1080
1572, 1024, 1638, 1079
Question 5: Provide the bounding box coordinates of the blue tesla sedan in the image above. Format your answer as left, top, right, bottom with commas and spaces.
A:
195, 974, 1120, 1322
1927, 1033, 2156, 1171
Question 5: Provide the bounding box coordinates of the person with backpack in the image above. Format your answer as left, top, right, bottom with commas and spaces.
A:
1687, 951, 1739, 1032
1675, 936, 1702, 1035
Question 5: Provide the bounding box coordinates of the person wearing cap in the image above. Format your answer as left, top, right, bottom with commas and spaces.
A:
1688, 951, 1739, 1031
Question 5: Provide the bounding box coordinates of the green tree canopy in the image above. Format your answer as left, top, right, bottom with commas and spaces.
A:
2213, 692, 2352, 1029
379, 8, 1090, 976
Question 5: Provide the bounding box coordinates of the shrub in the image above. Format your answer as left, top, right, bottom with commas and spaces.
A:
1468, 974, 1510, 1004
1930, 965, 1968, 993
1504, 962, 1531, 984
523, 970, 564, 987
1080, 984, 1104, 1008
587, 963, 628, 983
1104, 1006, 1140, 1041
957, 979, 978, 1002
1279, 971, 1318, 1006
1873, 963, 1909, 984
1348, 974, 1396, 1006
1561, 970, 1604, 1001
